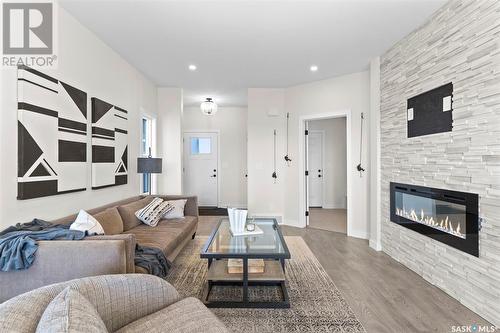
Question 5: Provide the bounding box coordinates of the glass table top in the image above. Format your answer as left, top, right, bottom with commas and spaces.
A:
201, 218, 289, 257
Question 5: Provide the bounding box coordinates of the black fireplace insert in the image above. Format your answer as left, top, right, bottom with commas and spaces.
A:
390, 182, 479, 257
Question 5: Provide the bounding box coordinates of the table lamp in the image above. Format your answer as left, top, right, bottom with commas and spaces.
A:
137, 148, 162, 195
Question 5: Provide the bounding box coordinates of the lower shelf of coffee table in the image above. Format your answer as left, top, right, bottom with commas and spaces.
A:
207, 259, 285, 282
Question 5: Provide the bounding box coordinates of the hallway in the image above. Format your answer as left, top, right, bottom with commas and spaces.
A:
308, 208, 347, 234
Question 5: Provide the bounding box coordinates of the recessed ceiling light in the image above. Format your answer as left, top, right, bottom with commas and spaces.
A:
310, 65, 318, 72
188, 64, 197, 71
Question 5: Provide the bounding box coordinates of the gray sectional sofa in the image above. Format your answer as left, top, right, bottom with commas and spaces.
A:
0, 195, 199, 302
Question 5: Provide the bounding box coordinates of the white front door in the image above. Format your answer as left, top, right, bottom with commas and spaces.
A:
308, 131, 323, 207
183, 132, 218, 206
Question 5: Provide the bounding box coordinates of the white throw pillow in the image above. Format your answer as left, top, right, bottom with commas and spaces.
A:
163, 199, 187, 219
135, 197, 174, 227
70, 210, 105, 235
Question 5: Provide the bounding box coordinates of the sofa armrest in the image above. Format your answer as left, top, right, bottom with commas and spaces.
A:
86, 234, 136, 273
152, 195, 199, 217
0, 240, 127, 303
0, 274, 181, 333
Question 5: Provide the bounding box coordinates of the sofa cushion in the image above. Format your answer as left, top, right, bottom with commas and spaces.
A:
93, 207, 124, 235
125, 216, 197, 257
115, 297, 229, 333
117, 197, 154, 231
36, 287, 108, 333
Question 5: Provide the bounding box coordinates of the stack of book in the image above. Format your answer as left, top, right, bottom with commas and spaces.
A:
227, 259, 265, 274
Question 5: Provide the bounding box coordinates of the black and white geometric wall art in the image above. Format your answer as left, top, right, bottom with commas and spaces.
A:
91, 97, 128, 189
17, 65, 88, 200
407, 82, 453, 138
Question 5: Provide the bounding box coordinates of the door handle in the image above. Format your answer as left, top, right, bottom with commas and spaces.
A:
211, 174, 217, 177
318, 175, 322, 178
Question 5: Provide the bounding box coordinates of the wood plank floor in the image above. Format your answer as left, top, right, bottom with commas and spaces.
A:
194, 216, 491, 333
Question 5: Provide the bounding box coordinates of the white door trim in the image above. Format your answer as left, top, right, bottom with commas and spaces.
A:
304, 121, 309, 226
308, 129, 325, 207
298, 110, 352, 237
182, 130, 221, 207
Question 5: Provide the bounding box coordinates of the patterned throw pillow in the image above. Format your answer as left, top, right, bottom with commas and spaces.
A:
36, 287, 108, 333
135, 197, 174, 227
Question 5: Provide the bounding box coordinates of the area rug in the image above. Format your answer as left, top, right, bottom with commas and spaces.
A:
166, 236, 365, 333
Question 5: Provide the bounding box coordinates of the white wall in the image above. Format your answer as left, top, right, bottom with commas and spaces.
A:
309, 118, 347, 209
369, 57, 382, 251
247, 71, 370, 238
247, 89, 286, 219
286, 71, 370, 237
182, 106, 247, 207
157, 88, 183, 195
0, 8, 157, 228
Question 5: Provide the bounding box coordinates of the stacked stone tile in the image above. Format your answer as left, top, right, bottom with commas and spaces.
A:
380, 0, 500, 325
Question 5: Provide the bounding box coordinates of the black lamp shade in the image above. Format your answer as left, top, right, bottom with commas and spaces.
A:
137, 157, 162, 174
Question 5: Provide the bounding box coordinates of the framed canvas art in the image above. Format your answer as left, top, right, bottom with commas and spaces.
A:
91, 97, 128, 189
17, 65, 88, 199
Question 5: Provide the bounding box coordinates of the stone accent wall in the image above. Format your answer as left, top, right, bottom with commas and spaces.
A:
380, 0, 500, 325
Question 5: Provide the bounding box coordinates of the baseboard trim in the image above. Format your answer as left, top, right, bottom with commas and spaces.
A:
348, 229, 369, 240
250, 214, 283, 225
322, 204, 348, 209
218, 204, 248, 209
369, 239, 382, 251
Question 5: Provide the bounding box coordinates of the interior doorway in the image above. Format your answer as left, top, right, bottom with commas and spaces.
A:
183, 132, 219, 207
302, 112, 351, 235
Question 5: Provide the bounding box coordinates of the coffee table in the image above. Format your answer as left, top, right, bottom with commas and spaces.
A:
200, 217, 291, 308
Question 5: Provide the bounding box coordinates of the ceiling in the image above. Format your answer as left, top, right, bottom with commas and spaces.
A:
60, 0, 446, 107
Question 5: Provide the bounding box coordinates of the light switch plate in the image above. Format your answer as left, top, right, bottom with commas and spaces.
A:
407, 108, 414, 121
443, 96, 452, 111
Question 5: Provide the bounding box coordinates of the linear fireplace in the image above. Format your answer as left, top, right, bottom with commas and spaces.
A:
390, 182, 479, 257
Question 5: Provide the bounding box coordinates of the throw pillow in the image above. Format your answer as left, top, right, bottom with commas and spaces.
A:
163, 199, 188, 219
36, 287, 108, 333
70, 210, 105, 235
135, 197, 174, 227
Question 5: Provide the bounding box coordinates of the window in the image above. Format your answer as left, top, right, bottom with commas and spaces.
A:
140, 116, 155, 194
190, 137, 211, 155
141, 118, 151, 156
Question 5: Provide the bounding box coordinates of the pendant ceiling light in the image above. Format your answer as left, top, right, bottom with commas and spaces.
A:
200, 98, 218, 115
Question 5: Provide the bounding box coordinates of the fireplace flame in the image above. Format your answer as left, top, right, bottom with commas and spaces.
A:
395, 207, 465, 239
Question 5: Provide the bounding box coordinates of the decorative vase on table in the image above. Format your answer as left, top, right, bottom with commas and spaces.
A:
227, 208, 247, 235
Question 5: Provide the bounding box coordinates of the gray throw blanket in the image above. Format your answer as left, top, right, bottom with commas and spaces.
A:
0, 219, 85, 271
135, 244, 172, 279
0, 219, 172, 278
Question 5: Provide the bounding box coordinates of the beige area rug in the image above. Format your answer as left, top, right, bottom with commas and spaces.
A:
166, 236, 365, 333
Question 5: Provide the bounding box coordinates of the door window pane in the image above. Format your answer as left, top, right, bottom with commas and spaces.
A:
191, 137, 211, 155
